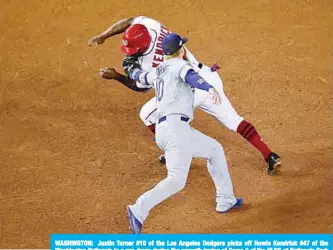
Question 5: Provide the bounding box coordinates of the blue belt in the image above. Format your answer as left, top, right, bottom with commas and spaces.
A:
158, 115, 190, 124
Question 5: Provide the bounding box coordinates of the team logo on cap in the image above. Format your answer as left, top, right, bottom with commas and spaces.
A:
122, 39, 128, 46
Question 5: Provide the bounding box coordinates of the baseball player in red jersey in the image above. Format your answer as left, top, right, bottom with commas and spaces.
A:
88, 16, 281, 175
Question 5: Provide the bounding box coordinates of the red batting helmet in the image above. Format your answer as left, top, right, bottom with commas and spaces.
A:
121, 24, 151, 55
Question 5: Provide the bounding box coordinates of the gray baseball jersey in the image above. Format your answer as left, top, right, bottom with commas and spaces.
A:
145, 58, 195, 121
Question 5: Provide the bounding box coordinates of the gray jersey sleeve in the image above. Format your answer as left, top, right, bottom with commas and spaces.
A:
179, 62, 193, 83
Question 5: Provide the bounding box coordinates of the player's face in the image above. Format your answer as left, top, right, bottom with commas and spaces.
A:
179, 47, 185, 58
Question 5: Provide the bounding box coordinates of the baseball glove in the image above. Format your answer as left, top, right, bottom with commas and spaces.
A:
122, 56, 141, 77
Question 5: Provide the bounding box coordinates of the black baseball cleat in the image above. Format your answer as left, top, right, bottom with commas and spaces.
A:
266, 152, 281, 175
159, 154, 166, 164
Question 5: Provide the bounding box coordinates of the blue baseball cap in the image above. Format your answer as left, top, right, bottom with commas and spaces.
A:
162, 33, 188, 55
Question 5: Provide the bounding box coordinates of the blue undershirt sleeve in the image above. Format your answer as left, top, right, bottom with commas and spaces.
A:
183, 69, 213, 91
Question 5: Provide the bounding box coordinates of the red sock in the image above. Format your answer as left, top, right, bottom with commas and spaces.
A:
237, 120, 271, 160
148, 124, 156, 134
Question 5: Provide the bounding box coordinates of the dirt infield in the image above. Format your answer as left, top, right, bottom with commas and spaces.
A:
0, 0, 332, 247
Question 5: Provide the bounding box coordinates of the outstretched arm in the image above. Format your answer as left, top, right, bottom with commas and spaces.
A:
180, 66, 221, 104
99, 67, 149, 92
122, 56, 155, 88
88, 17, 134, 46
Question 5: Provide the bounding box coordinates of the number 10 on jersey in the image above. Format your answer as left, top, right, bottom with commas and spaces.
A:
155, 79, 164, 101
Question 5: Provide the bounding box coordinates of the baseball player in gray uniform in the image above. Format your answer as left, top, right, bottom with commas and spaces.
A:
125, 33, 243, 234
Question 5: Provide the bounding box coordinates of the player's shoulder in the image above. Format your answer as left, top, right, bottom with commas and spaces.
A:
163, 58, 190, 75
132, 16, 161, 27
167, 58, 188, 66
169, 58, 190, 71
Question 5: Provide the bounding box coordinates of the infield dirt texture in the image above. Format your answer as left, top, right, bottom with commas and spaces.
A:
0, 0, 332, 248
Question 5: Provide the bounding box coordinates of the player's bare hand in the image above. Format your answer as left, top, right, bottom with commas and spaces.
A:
209, 88, 221, 105
88, 35, 105, 46
100, 67, 118, 79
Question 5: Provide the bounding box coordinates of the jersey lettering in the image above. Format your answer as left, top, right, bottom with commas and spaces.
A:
152, 26, 170, 68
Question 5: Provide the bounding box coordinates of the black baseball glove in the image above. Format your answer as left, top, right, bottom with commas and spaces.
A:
122, 56, 141, 77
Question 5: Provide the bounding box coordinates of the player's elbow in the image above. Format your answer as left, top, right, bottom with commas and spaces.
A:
128, 17, 135, 24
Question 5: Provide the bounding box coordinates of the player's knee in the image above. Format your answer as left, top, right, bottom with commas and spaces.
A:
139, 106, 147, 123
139, 109, 152, 127
228, 117, 244, 131
173, 177, 187, 192
209, 140, 225, 159
210, 138, 223, 150
221, 112, 244, 131
177, 175, 187, 190
167, 172, 188, 193
139, 105, 157, 126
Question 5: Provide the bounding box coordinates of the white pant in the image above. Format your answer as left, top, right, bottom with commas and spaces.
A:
129, 114, 236, 223
139, 66, 244, 131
